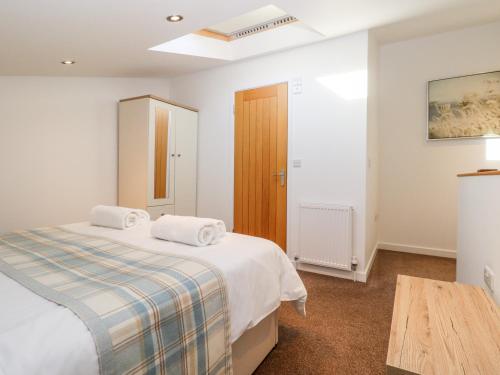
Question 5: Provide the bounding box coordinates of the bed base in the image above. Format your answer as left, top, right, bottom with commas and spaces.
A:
232, 309, 278, 375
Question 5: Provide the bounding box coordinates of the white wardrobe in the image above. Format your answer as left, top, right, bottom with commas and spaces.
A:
118, 95, 198, 219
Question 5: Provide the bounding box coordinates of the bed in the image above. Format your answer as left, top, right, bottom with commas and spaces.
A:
0, 222, 307, 375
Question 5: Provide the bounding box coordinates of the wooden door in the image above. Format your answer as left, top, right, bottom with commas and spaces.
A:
234, 83, 288, 251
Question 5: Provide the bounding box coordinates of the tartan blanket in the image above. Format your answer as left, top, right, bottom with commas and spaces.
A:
0, 227, 232, 375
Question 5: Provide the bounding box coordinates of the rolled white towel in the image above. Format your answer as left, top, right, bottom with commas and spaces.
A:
151, 215, 226, 247
211, 221, 227, 244
90, 205, 150, 230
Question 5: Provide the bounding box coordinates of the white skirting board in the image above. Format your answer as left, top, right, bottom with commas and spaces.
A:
296, 262, 359, 281
360, 243, 379, 281
294, 241, 456, 283
378, 242, 456, 259
294, 243, 378, 283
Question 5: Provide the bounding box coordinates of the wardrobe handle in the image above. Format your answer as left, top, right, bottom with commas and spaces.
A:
171, 154, 175, 157
177, 154, 181, 157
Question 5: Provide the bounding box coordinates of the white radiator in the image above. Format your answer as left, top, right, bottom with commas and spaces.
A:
298, 203, 353, 271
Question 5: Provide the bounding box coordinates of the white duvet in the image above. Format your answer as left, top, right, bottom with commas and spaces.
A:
0, 222, 307, 375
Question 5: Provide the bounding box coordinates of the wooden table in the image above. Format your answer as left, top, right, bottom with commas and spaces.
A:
386, 275, 500, 374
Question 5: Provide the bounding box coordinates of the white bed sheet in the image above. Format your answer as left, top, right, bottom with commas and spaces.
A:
0, 222, 307, 375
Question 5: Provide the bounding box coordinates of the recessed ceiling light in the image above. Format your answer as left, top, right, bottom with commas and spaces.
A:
61, 60, 76, 65
166, 15, 183, 22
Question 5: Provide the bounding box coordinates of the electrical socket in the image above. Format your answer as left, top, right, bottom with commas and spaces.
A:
484, 266, 495, 293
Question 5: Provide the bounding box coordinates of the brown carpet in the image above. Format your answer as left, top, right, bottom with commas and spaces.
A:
254, 250, 456, 375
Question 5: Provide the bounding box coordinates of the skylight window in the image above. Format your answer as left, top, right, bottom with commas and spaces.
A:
198, 5, 297, 42
208, 5, 287, 35
150, 5, 323, 61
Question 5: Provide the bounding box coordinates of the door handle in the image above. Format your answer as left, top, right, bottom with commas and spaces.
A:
273, 169, 286, 187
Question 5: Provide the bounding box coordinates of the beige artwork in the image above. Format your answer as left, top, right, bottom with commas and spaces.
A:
428, 71, 500, 139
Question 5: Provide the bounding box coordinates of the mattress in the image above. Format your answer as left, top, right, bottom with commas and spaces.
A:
0, 222, 307, 375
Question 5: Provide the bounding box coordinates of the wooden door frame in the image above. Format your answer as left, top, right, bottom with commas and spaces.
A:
231, 81, 291, 249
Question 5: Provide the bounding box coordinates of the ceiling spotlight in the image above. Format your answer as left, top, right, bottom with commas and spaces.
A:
61, 60, 76, 65
166, 15, 183, 22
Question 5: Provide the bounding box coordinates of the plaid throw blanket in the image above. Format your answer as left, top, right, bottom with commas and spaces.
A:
0, 227, 232, 375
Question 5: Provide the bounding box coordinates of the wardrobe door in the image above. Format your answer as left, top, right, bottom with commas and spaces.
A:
174, 107, 198, 216
148, 100, 175, 207
118, 98, 149, 209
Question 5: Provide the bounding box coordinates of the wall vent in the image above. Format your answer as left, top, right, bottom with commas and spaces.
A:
230, 15, 297, 40
205, 15, 298, 41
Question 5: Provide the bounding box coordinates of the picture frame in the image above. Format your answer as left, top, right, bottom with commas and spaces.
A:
427, 70, 500, 140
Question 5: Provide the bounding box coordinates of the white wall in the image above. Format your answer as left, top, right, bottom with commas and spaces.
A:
0, 76, 170, 232
365, 31, 379, 269
171, 32, 370, 270
378, 21, 500, 255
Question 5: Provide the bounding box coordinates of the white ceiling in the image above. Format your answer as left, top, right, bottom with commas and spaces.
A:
1, 0, 499, 77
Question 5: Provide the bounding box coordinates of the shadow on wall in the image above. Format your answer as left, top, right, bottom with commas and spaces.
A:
316, 70, 368, 100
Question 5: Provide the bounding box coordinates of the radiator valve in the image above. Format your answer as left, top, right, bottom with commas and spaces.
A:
351, 256, 358, 271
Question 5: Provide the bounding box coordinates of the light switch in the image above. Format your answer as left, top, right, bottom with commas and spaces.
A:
293, 159, 302, 168
291, 77, 302, 94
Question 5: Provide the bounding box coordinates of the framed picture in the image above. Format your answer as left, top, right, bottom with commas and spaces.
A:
427, 70, 500, 140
